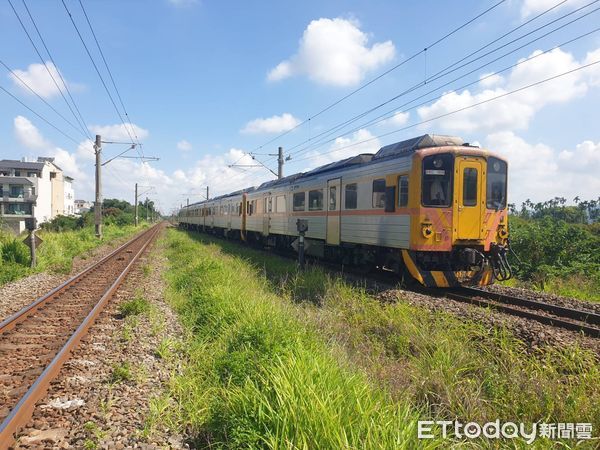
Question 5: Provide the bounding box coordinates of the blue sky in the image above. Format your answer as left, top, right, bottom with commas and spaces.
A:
1, 0, 599, 212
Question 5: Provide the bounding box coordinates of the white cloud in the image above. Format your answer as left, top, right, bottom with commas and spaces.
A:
485, 132, 600, 204
177, 140, 192, 152
585, 48, 600, 86
378, 111, 409, 127
417, 47, 593, 134
479, 72, 503, 88
241, 113, 301, 134
9, 62, 80, 99
267, 18, 395, 87
300, 128, 381, 169
14, 115, 50, 149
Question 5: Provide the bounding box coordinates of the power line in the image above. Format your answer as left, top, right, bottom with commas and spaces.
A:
245, 0, 508, 156
291, 25, 600, 159
60, 0, 140, 157
76, 0, 143, 155
284, 0, 600, 160
20, 0, 92, 140
7, 0, 90, 139
0, 57, 86, 137
0, 84, 80, 145
291, 60, 600, 163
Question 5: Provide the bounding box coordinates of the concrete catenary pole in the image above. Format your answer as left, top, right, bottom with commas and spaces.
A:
206, 186, 209, 200
277, 146, 284, 180
94, 134, 102, 238
134, 182, 138, 227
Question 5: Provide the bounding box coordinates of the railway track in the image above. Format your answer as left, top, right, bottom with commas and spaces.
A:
0, 223, 162, 448
439, 286, 600, 338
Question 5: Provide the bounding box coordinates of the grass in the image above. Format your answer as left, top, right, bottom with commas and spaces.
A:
161, 229, 439, 449
500, 274, 600, 302
0, 223, 146, 286
161, 229, 600, 449
119, 294, 151, 317
109, 361, 133, 384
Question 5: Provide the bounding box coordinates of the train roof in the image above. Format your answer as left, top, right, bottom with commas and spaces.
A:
181, 134, 479, 209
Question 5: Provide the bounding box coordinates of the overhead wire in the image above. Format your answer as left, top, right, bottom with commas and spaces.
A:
0, 57, 88, 137
7, 0, 90, 139
0, 85, 80, 145
243, 0, 508, 169
60, 0, 140, 156
76, 0, 144, 156
290, 60, 600, 163
283, 0, 600, 161
20, 0, 92, 140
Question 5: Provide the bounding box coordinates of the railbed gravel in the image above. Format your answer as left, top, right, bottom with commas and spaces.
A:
378, 288, 600, 357
0, 231, 141, 321
12, 230, 188, 449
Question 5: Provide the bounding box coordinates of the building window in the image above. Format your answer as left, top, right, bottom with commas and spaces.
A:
27, 172, 38, 177
308, 189, 323, 211
293, 192, 305, 211
9, 185, 24, 198
14, 171, 21, 176
372, 179, 386, 208
50, 172, 56, 179
398, 176, 409, 207
8, 203, 32, 215
345, 184, 357, 209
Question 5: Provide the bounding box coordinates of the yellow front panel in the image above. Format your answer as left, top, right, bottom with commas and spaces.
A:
454, 158, 484, 241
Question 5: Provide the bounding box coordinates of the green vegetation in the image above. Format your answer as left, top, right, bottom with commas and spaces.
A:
0, 197, 158, 286
118, 294, 151, 317
161, 229, 600, 448
110, 361, 133, 383
508, 197, 600, 300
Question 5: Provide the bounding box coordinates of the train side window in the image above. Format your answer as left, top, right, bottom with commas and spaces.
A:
345, 184, 357, 209
487, 157, 507, 210
463, 168, 478, 207
276, 195, 286, 213
308, 189, 323, 210
293, 192, 305, 211
398, 175, 409, 207
422, 154, 453, 207
372, 179, 386, 208
329, 186, 337, 211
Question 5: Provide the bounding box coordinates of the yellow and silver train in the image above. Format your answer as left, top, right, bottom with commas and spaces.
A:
178, 134, 512, 287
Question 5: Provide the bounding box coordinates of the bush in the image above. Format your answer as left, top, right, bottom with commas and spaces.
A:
40, 214, 85, 232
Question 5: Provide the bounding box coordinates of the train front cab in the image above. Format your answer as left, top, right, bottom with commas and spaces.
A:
402, 147, 511, 288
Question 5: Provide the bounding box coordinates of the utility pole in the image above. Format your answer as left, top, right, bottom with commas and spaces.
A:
146, 198, 149, 221
187, 198, 189, 207
277, 146, 284, 179
206, 186, 209, 200
134, 182, 138, 227
94, 134, 102, 238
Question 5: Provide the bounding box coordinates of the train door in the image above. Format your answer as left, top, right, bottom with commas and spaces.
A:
326, 178, 341, 245
262, 196, 270, 236
455, 158, 483, 240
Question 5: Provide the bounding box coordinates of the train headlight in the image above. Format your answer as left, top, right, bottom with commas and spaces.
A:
433, 158, 444, 168
497, 225, 508, 239
421, 223, 433, 238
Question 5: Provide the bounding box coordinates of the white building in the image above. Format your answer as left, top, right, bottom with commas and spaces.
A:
0, 157, 75, 234
74, 199, 92, 215
64, 176, 75, 216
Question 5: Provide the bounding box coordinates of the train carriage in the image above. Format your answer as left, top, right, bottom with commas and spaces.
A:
178, 134, 511, 287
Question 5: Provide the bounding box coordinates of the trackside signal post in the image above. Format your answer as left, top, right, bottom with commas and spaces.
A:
296, 219, 308, 270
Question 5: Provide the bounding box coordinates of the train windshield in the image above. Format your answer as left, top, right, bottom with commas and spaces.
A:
422, 154, 453, 207
486, 157, 507, 210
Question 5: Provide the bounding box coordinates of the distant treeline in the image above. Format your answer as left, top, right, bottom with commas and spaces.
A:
41, 198, 159, 232
507, 197, 599, 297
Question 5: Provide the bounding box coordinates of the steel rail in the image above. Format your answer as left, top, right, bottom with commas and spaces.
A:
458, 286, 600, 326
0, 224, 161, 448
0, 225, 156, 335
442, 288, 600, 338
